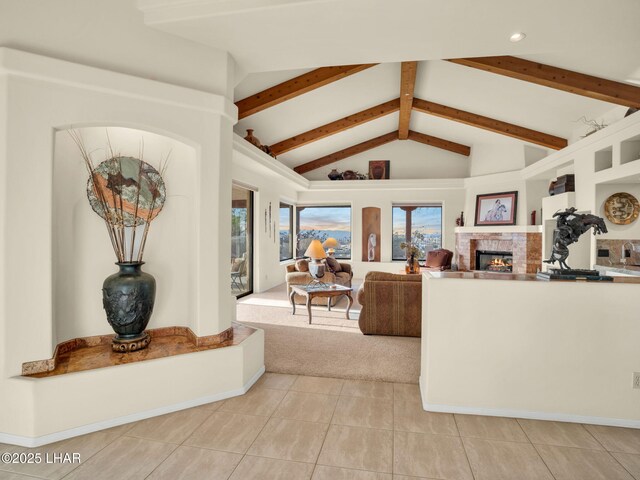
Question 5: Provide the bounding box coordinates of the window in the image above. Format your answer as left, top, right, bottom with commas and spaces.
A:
279, 202, 294, 261
231, 185, 253, 297
392, 205, 442, 261
297, 206, 351, 259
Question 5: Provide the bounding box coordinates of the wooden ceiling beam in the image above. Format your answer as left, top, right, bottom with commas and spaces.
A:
412, 98, 567, 150
407, 130, 470, 156
293, 132, 398, 174
235, 64, 377, 119
270, 98, 400, 155
448, 56, 640, 109
398, 61, 418, 139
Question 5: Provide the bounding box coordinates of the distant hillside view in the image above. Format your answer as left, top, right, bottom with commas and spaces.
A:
296, 206, 352, 259
392, 206, 443, 260
296, 229, 352, 259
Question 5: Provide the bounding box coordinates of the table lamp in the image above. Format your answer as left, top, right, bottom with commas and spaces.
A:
323, 237, 338, 256
304, 239, 327, 284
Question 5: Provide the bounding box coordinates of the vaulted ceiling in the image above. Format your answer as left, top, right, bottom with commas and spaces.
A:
138, 0, 640, 179
233, 58, 637, 176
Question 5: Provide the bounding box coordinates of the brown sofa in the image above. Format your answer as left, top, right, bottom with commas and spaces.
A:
286, 261, 353, 305
357, 271, 422, 337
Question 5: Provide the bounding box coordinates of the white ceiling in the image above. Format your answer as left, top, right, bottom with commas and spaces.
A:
137, 0, 640, 176
138, 0, 640, 82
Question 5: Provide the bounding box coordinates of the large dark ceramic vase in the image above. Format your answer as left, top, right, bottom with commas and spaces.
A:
103, 262, 155, 352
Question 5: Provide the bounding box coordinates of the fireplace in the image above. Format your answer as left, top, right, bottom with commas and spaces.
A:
476, 250, 513, 272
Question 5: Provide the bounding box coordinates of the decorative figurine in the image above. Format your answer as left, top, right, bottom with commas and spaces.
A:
538, 207, 611, 281
367, 233, 377, 262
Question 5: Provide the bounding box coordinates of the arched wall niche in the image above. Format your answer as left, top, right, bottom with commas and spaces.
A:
52, 125, 198, 344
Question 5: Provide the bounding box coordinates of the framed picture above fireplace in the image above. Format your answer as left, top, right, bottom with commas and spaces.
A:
474, 191, 518, 226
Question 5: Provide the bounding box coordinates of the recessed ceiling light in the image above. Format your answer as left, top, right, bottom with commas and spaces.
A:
509, 32, 526, 42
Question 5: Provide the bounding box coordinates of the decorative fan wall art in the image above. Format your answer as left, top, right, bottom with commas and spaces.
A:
604, 192, 639, 225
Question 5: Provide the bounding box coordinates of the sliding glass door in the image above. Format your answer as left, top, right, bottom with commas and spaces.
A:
231, 185, 253, 297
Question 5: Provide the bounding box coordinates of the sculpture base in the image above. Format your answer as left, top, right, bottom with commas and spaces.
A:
537, 269, 613, 282
112, 332, 151, 353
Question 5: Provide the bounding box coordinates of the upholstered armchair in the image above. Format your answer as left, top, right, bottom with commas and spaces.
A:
285, 260, 353, 305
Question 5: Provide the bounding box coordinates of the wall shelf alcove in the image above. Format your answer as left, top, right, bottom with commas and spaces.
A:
52, 126, 198, 346
0, 48, 264, 447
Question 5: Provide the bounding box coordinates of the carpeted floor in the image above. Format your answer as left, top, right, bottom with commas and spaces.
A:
236, 283, 420, 384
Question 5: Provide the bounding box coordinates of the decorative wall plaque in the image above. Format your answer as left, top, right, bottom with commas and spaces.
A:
604, 192, 639, 225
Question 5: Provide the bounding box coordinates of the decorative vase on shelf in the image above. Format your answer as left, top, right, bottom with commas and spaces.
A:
405, 254, 420, 274
71, 130, 167, 353
328, 169, 341, 180
342, 170, 358, 180
244, 129, 262, 148
103, 262, 155, 352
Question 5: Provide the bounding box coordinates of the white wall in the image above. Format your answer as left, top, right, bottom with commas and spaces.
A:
232, 138, 304, 292
303, 140, 470, 181
53, 127, 198, 343
469, 143, 527, 177
297, 181, 466, 278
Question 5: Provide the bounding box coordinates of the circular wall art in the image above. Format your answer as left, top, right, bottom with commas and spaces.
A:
87, 156, 166, 227
604, 192, 640, 225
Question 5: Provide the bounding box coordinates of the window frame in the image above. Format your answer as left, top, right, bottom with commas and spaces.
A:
391, 204, 443, 261
296, 204, 352, 260
231, 184, 254, 299
279, 202, 294, 262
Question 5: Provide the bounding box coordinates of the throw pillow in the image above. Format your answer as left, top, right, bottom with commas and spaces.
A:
231, 258, 243, 272
295, 259, 309, 272
426, 250, 448, 268
325, 257, 342, 273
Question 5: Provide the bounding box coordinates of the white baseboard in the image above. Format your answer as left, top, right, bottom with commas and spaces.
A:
419, 376, 640, 429
0, 365, 265, 448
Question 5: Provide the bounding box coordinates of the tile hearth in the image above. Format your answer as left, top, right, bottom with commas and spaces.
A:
3, 373, 640, 479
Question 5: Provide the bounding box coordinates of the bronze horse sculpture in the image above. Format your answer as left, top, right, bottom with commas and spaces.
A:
544, 208, 608, 270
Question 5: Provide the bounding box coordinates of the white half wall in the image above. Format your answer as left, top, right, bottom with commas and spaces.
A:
422, 273, 640, 427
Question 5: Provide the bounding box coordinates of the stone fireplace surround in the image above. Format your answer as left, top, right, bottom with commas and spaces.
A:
455, 230, 543, 274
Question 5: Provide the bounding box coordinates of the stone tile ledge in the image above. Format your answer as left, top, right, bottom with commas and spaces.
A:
22, 323, 249, 377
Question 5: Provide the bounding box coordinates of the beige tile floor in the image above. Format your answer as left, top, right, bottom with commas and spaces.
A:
2, 373, 640, 479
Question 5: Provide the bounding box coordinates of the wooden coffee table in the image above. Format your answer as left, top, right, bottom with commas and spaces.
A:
289, 283, 354, 324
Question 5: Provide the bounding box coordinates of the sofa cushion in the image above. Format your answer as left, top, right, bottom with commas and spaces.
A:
364, 271, 422, 282
334, 271, 351, 285
295, 259, 309, 272
324, 257, 342, 273
231, 257, 243, 272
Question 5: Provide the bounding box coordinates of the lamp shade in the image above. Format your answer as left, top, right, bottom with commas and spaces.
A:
304, 239, 327, 259
322, 238, 338, 248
